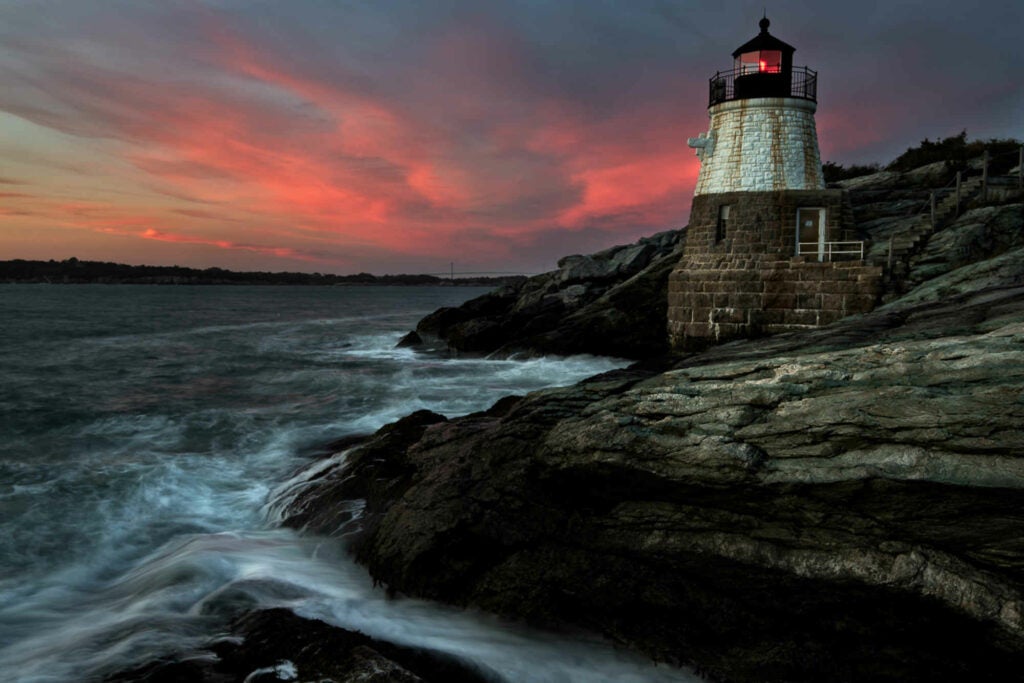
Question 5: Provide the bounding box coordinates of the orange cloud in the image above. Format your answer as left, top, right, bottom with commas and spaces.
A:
137, 227, 310, 260
16, 195, 321, 263
558, 154, 696, 227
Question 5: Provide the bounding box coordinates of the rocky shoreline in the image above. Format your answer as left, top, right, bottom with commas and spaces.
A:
278, 285, 1024, 683
277, 165, 1023, 681
406, 229, 684, 359
111, 164, 1024, 682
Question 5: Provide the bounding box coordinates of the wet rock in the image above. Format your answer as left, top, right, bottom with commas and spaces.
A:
283, 409, 447, 537
493, 248, 682, 358
396, 330, 423, 347
106, 608, 494, 683
414, 284, 524, 341
407, 230, 684, 359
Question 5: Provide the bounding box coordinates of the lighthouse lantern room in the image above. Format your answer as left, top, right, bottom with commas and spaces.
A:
732, 16, 794, 92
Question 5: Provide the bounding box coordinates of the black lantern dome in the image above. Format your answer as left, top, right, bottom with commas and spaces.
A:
708, 17, 817, 106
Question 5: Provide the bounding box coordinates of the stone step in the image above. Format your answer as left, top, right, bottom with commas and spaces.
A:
876, 176, 988, 286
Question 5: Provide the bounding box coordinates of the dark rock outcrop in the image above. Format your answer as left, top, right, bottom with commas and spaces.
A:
396, 330, 424, 348
106, 608, 496, 683
409, 230, 685, 359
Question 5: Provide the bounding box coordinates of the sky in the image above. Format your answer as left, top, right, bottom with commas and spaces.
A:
1, 1, 1021, 275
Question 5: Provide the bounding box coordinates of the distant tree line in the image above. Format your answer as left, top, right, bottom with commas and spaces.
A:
823, 131, 1022, 182
0, 258, 525, 287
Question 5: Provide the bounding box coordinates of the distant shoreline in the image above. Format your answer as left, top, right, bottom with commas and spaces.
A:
0, 258, 525, 288
1, 280, 507, 287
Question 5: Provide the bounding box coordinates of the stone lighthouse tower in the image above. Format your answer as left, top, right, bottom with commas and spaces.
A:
668, 16, 881, 349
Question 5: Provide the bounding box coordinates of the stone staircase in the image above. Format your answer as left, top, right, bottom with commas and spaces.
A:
871, 175, 985, 287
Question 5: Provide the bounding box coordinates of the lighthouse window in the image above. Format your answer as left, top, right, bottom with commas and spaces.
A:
716, 205, 732, 243
737, 50, 782, 74
759, 50, 782, 73
738, 52, 759, 74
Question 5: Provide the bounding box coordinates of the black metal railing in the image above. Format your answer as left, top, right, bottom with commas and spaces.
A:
708, 66, 817, 106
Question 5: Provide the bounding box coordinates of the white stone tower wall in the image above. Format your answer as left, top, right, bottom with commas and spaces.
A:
691, 97, 825, 196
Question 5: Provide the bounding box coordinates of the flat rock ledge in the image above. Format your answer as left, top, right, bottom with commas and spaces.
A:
283, 286, 1024, 683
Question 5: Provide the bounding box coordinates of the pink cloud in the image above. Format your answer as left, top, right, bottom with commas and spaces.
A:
1, 11, 699, 271
137, 227, 312, 260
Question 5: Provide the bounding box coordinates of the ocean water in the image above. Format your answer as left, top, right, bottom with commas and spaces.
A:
0, 285, 698, 683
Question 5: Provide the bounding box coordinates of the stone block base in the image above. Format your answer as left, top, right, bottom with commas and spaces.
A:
668, 255, 882, 350
667, 189, 880, 351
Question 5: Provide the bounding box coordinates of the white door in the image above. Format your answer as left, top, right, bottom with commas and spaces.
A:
796, 208, 827, 261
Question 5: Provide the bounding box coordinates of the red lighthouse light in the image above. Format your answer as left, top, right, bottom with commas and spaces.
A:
738, 49, 782, 74
759, 50, 782, 73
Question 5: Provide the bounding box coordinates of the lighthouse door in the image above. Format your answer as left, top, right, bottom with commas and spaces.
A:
796, 208, 827, 261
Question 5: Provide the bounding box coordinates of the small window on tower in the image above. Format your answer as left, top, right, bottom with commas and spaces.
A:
716, 205, 731, 243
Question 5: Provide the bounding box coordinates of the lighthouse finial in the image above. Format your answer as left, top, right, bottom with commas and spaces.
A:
759, 12, 770, 33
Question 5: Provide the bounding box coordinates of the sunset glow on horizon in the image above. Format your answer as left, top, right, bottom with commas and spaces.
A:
1, 1, 1020, 275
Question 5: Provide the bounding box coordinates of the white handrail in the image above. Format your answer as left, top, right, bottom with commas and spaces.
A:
797, 241, 865, 261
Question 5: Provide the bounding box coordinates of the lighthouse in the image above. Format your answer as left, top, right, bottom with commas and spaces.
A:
668, 16, 882, 350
